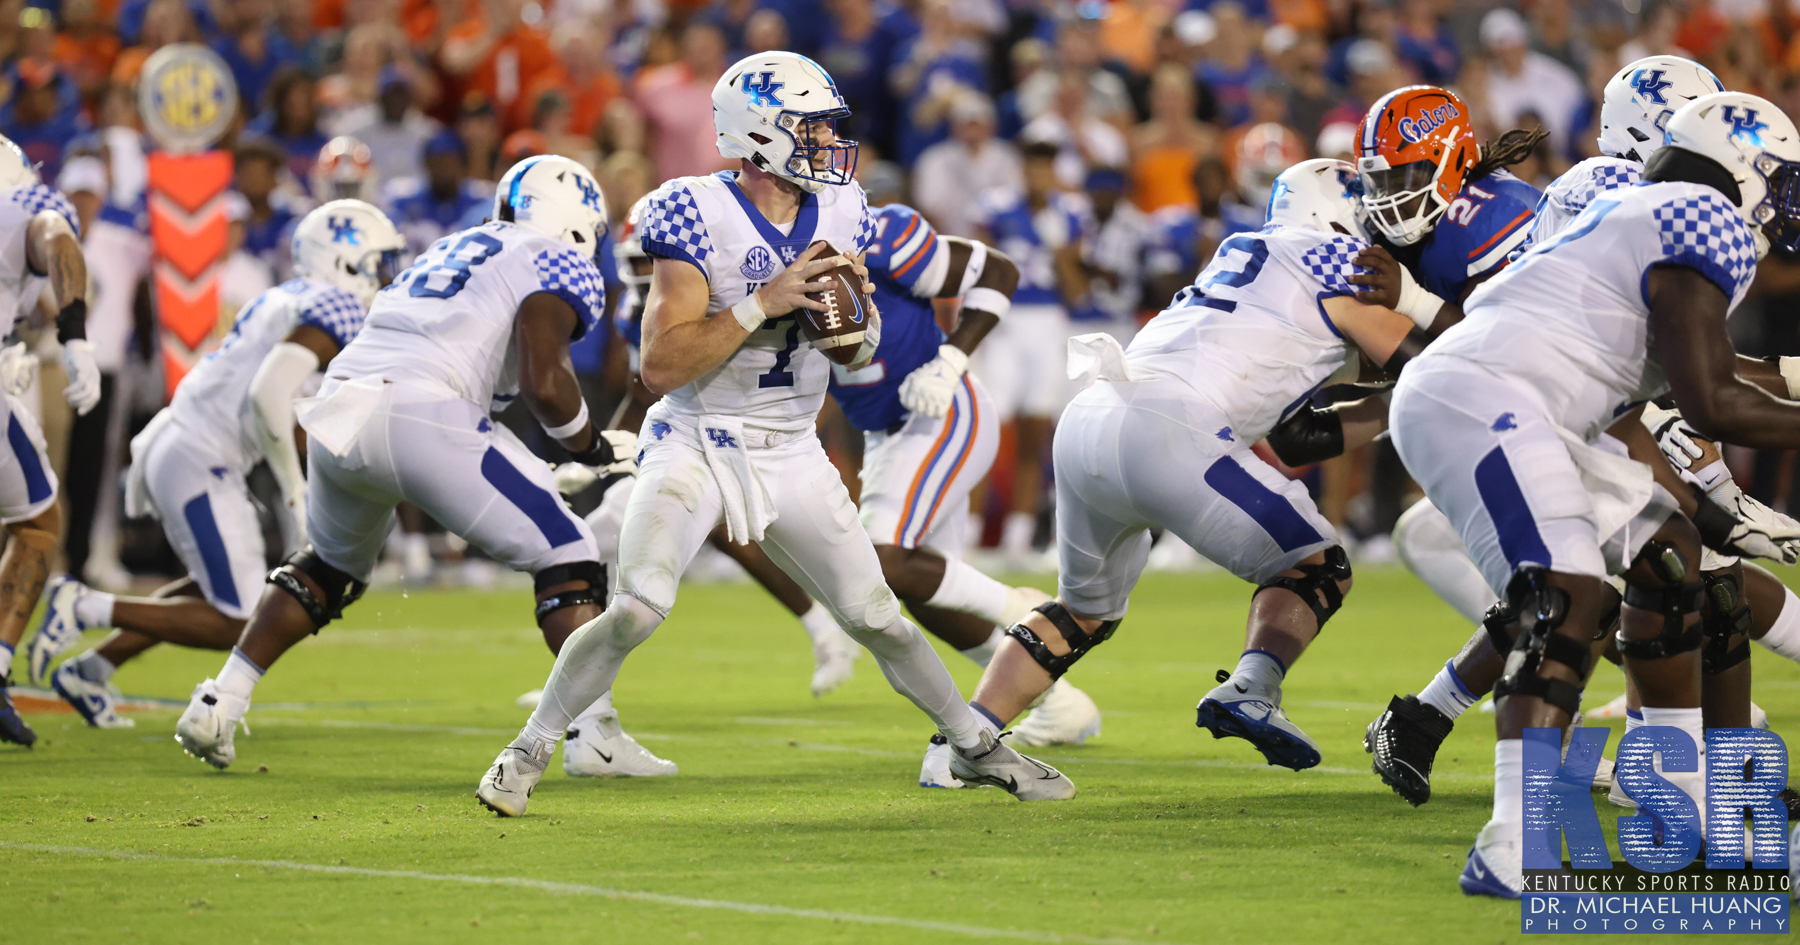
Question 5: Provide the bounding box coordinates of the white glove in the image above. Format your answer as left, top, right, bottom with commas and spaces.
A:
848, 298, 882, 369
1717, 485, 1800, 564
553, 463, 602, 495
0, 341, 35, 396
61, 339, 100, 416
898, 344, 969, 419
552, 430, 640, 494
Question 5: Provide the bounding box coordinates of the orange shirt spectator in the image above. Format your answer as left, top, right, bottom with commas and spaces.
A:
52, 2, 121, 97
1675, 0, 1728, 59
521, 26, 620, 138
440, 0, 559, 132
633, 23, 730, 182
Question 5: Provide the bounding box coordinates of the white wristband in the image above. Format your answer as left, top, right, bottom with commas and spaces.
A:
731, 292, 767, 332
957, 240, 989, 296
936, 344, 969, 374
1780, 356, 1800, 399
963, 286, 1011, 319
1393, 266, 1446, 329
542, 398, 590, 441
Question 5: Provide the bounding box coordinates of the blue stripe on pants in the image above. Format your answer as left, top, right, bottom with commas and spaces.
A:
1473, 445, 1552, 570
1202, 456, 1324, 553
479, 447, 583, 548
182, 493, 241, 610
8, 414, 49, 504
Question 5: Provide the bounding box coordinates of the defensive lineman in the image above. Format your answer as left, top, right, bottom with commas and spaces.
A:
28, 201, 404, 728
0, 138, 100, 747
173, 155, 635, 769
476, 52, 1073, 815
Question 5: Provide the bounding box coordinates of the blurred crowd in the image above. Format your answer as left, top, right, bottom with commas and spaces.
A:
18, 0, 1800, 585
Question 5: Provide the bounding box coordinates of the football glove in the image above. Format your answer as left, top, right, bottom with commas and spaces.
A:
898, 344, 968, 419
0, 340, 34, 396
61, 339, 101, 416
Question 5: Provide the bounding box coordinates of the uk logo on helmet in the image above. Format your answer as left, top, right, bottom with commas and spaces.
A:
1396, 101, 1461, 144
1631, 68, 1673, 105
574, 174, 603, 212
742, 72, 784, 108
328, 216, 361, 245
1722, 105, 1769, 146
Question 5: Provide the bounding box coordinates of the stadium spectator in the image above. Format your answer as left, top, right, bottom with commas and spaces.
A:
1128, 63, 1216, 213
743, 8, 789, 54
1479, 8, 1586, 159
0, 58, 86, 179
633, 21, 731, 181
335, 65, 442, 184
818, 0, 917, 158
995, 37, 1050, 139
439, 0, 558, 132
386, 129, 492, 259
456, 92, 502, 181
1022, 70, 1130, 189
51, 0, 121, 101
913, 91, 1021, 236
248, 69, 329, 184
521, 24, 623, 139
1394, 0, 1458, 84
890, 0, 987, 165
1052, 19, 1134, 124
231, 137, 301, 280
111, 0, 199, 86
1269, 25, 1337, 141
1197, 2, 1268, 127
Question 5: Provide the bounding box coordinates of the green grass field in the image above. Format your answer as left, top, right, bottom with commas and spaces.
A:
2, 567, 1793, 944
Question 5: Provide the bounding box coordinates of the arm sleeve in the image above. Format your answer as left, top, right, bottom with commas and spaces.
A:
249, 341, 321, 512
639, 182, 714, 275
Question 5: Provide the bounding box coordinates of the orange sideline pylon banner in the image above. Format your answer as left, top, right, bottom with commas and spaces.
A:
146, 150, 232, 398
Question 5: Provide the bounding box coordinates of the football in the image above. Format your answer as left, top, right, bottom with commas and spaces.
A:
794, 240, 868, 366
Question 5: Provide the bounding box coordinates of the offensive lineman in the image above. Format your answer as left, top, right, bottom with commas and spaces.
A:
476, 52, 1073, 816
0, 139, 101, 747
26, 201, 404, 728
172, 155, 635, 769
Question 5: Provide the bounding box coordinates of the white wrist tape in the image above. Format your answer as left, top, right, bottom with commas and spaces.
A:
1780, 356, 1800, 399
542, 399, 590, 441
731, 292, 767, 332
957, 240, 988, 296
936, 344, 969, 374
963, 286, 1011, 319
1393, 266, 1445, 329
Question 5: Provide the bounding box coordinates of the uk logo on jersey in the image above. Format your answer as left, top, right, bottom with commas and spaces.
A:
741, 246, 776, 280
1631, 68, 1672, 105
742, 71, 784, 107
328, 216, 362, 245
1723, 106, 1769, 146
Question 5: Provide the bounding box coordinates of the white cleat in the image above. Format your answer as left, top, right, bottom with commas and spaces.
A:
1010, 679, 1101, 747
1195, 677, 1321, 770
52, 661, 134, 729
1585, 693, 1630, 720
948, 730, 1075, 801
1458, 820, 1523, 899
173, 679, 246, 769
998, 586, 1053, 629
1592, 755, 1615, 793
809, 625, 860, 697
1753, 701, 1770, 730
563, 709, 677, 777
477, 735, 555, 817
919, 733, 965, 788
27, 576, 90, 685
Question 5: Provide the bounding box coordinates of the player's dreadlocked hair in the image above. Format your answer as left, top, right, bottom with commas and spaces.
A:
1469, 127, 1551, 182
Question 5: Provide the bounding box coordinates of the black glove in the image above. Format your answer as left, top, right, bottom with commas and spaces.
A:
1266, 403, 1344, 466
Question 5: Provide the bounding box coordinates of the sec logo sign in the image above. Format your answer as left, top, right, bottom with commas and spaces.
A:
138, 44, 238, 153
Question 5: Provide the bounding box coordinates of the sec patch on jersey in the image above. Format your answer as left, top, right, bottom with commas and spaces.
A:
796, 240, 867, 365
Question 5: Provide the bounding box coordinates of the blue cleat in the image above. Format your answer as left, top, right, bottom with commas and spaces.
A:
27, 576, 89, 685
1196, 677, 1321, 770
0, 682, 36, 748
1459, 822, 1522, 899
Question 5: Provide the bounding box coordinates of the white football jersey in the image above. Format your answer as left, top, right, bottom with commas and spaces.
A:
1437, 181, 1759, 441
639, 171, 874, 432
0, 184, 79, 326
170, 276, 367, 468
331, 221, 605, 409
1124, 225, 1366, 443
1512, 156, 1643, 258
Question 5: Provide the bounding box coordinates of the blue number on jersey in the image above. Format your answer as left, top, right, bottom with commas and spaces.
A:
1177, 235, 1269, 313
1542, 199, 1621, 253
758, 320, 803, 388
407, 232, 505, 299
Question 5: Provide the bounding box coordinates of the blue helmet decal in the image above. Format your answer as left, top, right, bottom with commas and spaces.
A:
742, 71, 785, 108
1631, 69, 1673, 105
1723, 105, 1769, 147
327, 215, 362, 245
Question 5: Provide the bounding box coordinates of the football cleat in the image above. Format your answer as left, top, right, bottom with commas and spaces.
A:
1364, 694, 1454, 805
515, 689, 543, 709
1010, 679, 1102, 747
1197, 677, 1321, 771
173, 679, 246, 769
810, 625, 859, 697
0, 681, 35, 747
1783, 786, 1800, 822
1592, 755, 1615, 793
919, 733, 965, 789
52, 660, 134, 728
1608, 769, 1638, 810
563, 709, 677, 777
477, 735, 555, 817
998, 586, 1053, 629
27, 575, 90, 685
1459, 821, 1523, 899
948, 730, 1075, 801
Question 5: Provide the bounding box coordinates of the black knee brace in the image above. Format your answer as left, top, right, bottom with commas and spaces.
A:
533, 560, 606, 627
1701, 571, 1753, 676
1004, 601, 1120, 681
1493, 567, 1589, 716
1618, 541, 1704, 661
1253, 546, 1352, 629
1481, 599, 1517, 654
268, 548, 367, 631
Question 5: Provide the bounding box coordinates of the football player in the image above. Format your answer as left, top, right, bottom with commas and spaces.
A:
475, 52, 1074, 816
171, 155, 636, 771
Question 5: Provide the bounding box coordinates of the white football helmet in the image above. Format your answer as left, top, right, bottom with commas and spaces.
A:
495, 155, 609, 260
1267, 158, 1368, 240
1598, 56, 1724, 163
0, 136, 38, 188
291, 199, 405, 305
1659, 91, 1800, 256
712, 52, 858, 194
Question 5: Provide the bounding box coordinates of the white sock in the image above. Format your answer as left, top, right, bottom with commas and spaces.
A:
1494, 738, 1524, 825
1755, 586, 1800, 662
1639, 706, 1706, 823
1418, 660, 1479, 720
1228, 649, 1285, 696
215, 647, 263, 718
523, 597, 661, 746
853, 615, 985, 749
925, 559, 1010, 623
796, 603, 840, 647
958, 626, 1005, 668
0, 641, 12, 679
1001, 512, 1034, 553
75, 591, 115, 629
74, 650, 116, 684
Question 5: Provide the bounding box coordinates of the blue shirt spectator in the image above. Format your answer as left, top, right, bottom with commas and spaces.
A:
0, 61, 88, 182
818, 0, 918, 159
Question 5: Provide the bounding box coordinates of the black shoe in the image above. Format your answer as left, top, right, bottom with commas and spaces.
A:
1781, 786, 1800, 821
1364, 694, 1452, 806
0, 683, 36, 748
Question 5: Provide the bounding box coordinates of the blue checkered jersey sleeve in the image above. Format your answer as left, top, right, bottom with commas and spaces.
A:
534, 246, 606, 340
1298, 235, 1370, 298
294, 283, 368, 348
865, 204, 941, 294
13, 184, 79, 238
1650, 191, 1759, 302
853, 193, 878, 255
1564, 162, 1642, 215
639, 181, 714, 274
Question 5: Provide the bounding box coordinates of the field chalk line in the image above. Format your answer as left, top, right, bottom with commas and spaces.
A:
0, 841, 1183, 945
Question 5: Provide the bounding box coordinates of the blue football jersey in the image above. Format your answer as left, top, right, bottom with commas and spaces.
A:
973, 188, 1089, 307
830, 203, 948, 432
1397, 169, 1541, 301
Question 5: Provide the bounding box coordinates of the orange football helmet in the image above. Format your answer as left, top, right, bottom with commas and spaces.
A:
313, 136, 377, 202
1234, 122, 1308, 212
1354, 86, 1479, 245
